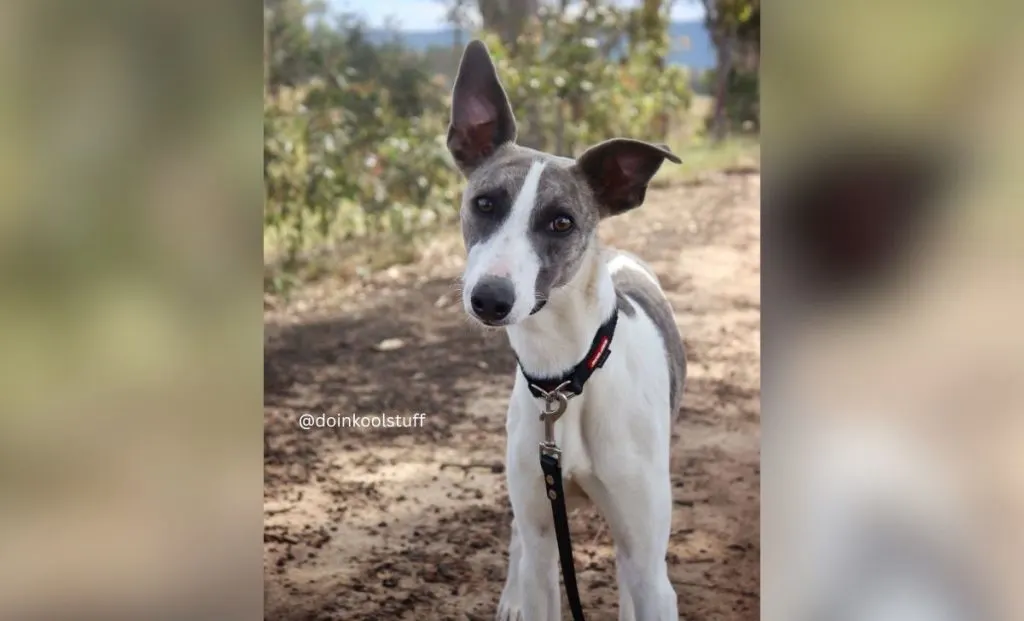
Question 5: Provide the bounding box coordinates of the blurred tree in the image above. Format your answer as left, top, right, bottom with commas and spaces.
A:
437, 0, 474, 70
627, 0, 672, 136
701, 0, 759, 140
476, 2, 691, 154
440, 0, 473, 48
477, 0, 540, 50
265, 0, 324, 89
264, 0, 455, 277
633, 0, 668, 55
264, 0, 693, 286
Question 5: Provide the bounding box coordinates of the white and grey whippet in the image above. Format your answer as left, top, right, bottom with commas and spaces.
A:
447, 41, 687, 621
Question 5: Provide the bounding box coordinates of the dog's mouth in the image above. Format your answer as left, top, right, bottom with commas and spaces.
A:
475, 316, 511, 328
468, 299, 547, 328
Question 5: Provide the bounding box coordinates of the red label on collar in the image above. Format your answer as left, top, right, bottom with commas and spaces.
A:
587, 336, 610, 369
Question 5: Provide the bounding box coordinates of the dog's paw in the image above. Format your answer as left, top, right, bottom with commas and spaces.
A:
496, 592, 523, 621
495, 605, 522, 621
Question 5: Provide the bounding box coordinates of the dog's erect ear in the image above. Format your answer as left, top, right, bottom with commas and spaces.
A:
574, 139, 682, 218
447, 40, 517, 174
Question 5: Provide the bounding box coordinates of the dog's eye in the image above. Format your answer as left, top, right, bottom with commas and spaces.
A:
549, 215, 574, 234
473, 196, 495, 213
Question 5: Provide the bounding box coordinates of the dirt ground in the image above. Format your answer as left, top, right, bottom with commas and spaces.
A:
264, 170, 760, 621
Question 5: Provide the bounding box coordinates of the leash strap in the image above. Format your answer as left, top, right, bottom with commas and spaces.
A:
540, 451, 587, 621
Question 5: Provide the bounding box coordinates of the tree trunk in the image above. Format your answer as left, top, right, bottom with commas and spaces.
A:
452, 15, 463, 71
640, 0, 669, 139
477, 0, 539, 50
710, 34, 733, 143
554, 101, 565, 156
522, 106, 544, 151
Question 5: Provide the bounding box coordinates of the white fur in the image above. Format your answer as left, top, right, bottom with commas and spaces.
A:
462, 160, 547, 324
485, 179, 679, 620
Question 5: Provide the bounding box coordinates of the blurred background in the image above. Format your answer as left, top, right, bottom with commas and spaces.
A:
763, 2, 1024, 621
263, 0, 759, 289
0, 0, 263, 619
12, 0, 1024, 619
263, 0, 760, 619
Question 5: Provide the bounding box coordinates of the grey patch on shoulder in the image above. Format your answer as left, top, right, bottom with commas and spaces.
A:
606, 249, 687, 418
616, 290, 636, 316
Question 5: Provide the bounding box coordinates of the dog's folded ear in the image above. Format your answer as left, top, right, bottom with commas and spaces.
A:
574, 139, 681, 218
447, 40, 517, 175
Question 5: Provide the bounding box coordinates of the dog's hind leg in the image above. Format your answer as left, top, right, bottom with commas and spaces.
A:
496, 517, 523, 621
616, 544, 677, 621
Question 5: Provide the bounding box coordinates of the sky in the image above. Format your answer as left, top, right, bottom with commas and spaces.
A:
326, 0, 706, 31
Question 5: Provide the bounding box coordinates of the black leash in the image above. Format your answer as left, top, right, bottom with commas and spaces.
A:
520, 309, 618, 621
541, 439, 586, 621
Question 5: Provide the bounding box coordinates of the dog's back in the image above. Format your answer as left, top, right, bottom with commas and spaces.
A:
603, 247, 687, 418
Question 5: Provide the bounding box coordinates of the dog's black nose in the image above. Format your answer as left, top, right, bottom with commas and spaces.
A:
470, 277, 515, 322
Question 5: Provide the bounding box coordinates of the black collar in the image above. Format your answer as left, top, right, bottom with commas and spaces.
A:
517, 308, 618, 399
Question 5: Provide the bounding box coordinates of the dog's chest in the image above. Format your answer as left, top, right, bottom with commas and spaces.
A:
551, 396, 631, 506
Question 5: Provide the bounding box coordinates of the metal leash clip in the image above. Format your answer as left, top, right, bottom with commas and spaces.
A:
530, 381, 574, 459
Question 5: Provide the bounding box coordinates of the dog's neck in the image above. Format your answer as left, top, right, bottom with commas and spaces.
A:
506, 245, 617, 378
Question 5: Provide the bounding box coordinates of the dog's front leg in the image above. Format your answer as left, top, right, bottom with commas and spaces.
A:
498, 501, 559, 621
496, 517, 523, 620
503, 401, 560, 621
514, 513, 559, 621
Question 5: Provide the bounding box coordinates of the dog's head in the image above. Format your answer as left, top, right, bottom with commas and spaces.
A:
447, 40, 681, 327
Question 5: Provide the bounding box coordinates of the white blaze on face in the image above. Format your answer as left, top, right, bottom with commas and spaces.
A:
463, 160, 547, 323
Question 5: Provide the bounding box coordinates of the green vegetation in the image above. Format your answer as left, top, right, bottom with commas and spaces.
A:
264, 0, 759, 293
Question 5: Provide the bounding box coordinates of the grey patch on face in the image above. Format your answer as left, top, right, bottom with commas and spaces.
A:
607, 251, 687, 418
459, 144, 603, 304
527, 155, 601, 301
458, 144, 536, 252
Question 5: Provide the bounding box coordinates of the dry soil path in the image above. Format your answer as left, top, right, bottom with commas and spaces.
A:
264, 171, 761, 620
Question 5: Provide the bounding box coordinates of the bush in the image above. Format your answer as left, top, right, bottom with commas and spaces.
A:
263, 72, 461, 272
263, 5, 693, 287
701, 66, 759, 133
480, 4, 691, 155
